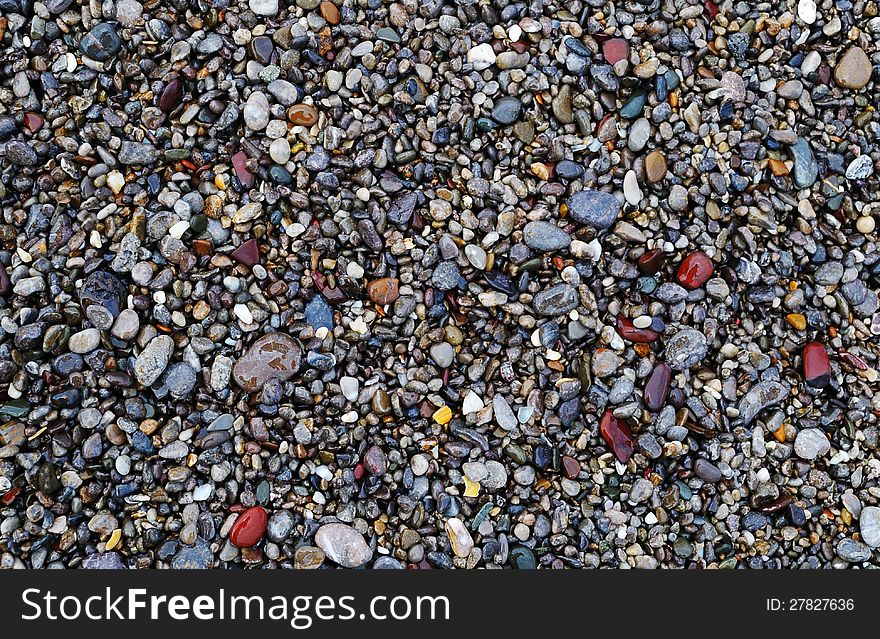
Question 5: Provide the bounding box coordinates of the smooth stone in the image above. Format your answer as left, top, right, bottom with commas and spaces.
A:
664, 329, 708, 370
677, 251, 714, 289
523, 220, 571, 251
491, 96, 522, 125
834, 47, 872, 90
794, 428, 830, 461
533, 283, 578, 316
232, 333, 302, 392
134, 335, 174, 386
249, 0, 278, 15
566, 190, 621, 229
845, 155, 874, 180
430, 342, 455, 368
315, 523, 373, 567
69, 328, 100, 354
445, 517, 474, 558
860, 507, 880, 548
229, 506, 268, 548
791, 137, 818, 188
836, 538, 872, 563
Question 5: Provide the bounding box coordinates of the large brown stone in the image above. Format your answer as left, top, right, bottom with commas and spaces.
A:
644, 150, 667, 183
232, 333, 302, 392
834, 47, 872, 90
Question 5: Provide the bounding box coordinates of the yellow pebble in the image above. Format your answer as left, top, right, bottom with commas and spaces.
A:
786, 313, 806, 330
106, 529, 122, 551
433, 405, 452, 425
530, 162, 550, 181
463, 477, 481, 498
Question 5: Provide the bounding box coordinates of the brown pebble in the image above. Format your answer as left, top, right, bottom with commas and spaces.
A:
561, 455, 580, 479
644, 150, 667, 183
367, 277, 400, 305
319, 1, 340, 25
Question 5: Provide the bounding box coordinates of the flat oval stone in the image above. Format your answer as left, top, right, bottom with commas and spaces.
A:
229, 506, 268, 548
315, 523, 373, 568
677, 251, 714, 289
491, 96, 522, 124
523, 220, 571, 252
232, 333, 302, 392
566, 189, 621, 230
159, 78, 182, 113
644, 150, 667, 183
803, 341, 831, 388
289, 103, 318, 126
644, 362, 671, 411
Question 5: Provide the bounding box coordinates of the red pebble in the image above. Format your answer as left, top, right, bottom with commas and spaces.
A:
24, 113, 44, 133
616, 317, 660, 343
803, 341, 831, 388
637, 248, 665, 275
231, 238, 260, 268
600, 409, 633, 464
644, 362, 672, 411
159, 78, 182, 113
229, 506, 268, 548
602, 38, 630, 65
1, 486, 21, 506
231, 151, 254, 189
676, 251, 714, 289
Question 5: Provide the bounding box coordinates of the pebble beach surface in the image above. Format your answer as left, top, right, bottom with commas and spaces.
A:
1, 0, 880, 570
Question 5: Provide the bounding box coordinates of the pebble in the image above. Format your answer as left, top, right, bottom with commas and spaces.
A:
664, 329, 708, 370
315, 523, 373, 568
566, 190, 621, 230
0, 0, 877, 575
860, 507, 880, 548
523, 221, 571, 252
834, 47, 872, 90
232, 333, 302, 392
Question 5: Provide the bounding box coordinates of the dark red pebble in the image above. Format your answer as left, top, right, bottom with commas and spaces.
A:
600, 410, 633, 464
616, 317, 660, 343
229, 506, 268, 548
644, 362, 672, 411
676, 251, 714, 289
231, 238, 260, 268
637, 248, 665, 275
24, 112, 44, 133
231, 151, 254, 189
803, 341, 831, 388
561, 455, 580, 479
159, 78, 182, 113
